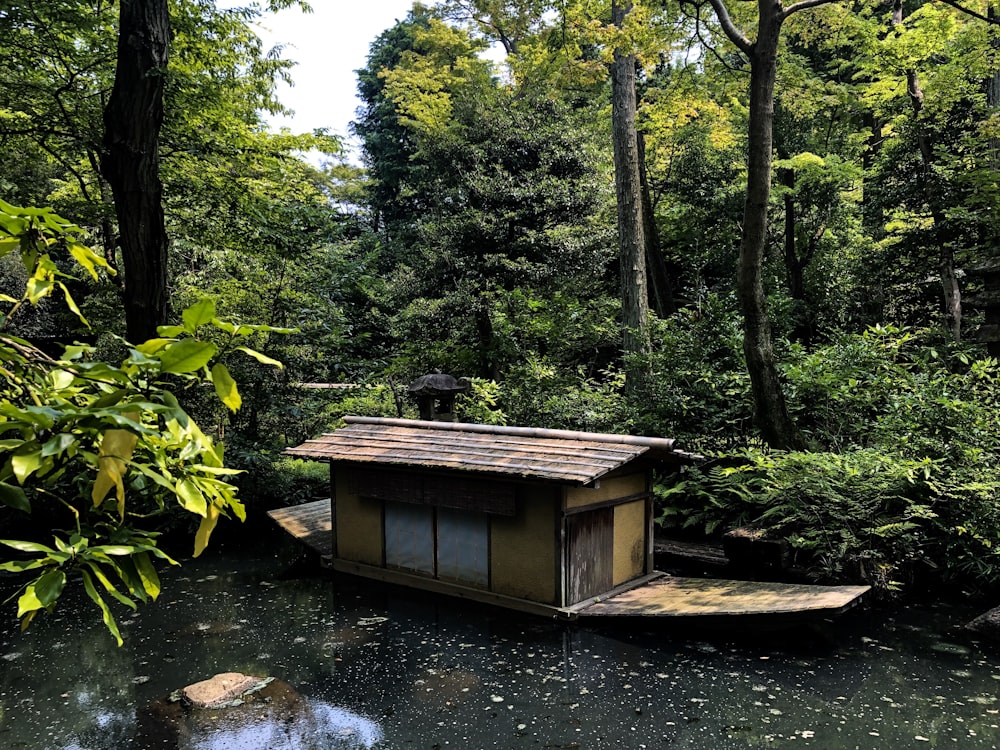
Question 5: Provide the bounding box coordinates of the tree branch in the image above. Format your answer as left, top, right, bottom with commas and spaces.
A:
933, 0, 1000, 24
706, 0, 752, 55
783, 0, 839, 17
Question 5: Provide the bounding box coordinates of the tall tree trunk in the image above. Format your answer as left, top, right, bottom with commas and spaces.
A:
611, 0, 651, 394
707, 0, 839, 449
638, 131, 676, 317
102, 0, 170, 343
740, 12, 805, 450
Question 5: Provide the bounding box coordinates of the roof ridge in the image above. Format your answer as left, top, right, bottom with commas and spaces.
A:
342, 416, 677, 451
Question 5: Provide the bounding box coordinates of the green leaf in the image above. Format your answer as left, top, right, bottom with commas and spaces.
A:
132, 552, 161, 600
0, 559, 46, 572
210, 363, 242, 412
33, 569, 65, 607
176, 478, 208, 516
41, 433, 76, 457
235, 345, 283, 369
0, 539, 58, 555
158, 339, 218, 374
11, 449, 42, 484
81, 570, 123, 646
156, 325, 185, 337
182, 299, 216, 332
83, 562, 138, 609
17, 570, 65, 617
0, 481, 29, 512
67, 241, 112, 280
135, 338, 172, 355
25, 277, 53, 304
58, 282, 88, 325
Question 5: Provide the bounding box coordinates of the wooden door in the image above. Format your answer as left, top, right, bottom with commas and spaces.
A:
566, 508, 614, 604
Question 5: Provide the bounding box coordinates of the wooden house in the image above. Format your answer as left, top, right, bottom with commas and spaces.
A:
284, 416, 695, 616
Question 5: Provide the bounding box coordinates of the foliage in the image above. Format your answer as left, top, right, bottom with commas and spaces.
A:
657, 326, 1000, 594
0, 200, 286, 643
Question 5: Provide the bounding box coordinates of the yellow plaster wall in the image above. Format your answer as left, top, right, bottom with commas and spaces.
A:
612, 499, 646, 586
490, 487, 558, 604
565, 472, 646, 510
334, 473, 383, 566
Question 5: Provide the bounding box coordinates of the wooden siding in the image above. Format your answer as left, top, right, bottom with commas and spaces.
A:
613, 500, 646, 585
490, 486, 558, 604
350, 466, 515, 516
564, 472, 646, 510
334, 473, 383, 566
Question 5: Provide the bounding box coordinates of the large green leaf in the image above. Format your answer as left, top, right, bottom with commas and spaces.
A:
17, 570, 66, 616
158, 339, 218, 374
11, 449, 42, 484
0, 481, 29, 512
210, 363, 242, 412
176, 478, 208, 516
132, 552, 161, 600
182, 299, 216, 332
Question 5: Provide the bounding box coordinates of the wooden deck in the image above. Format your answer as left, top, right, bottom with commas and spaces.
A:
576, 576, 869, 622
267, 500, 869, 624
267, 499, 332, 559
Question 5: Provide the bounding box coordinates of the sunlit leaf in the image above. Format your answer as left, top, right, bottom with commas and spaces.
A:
158, 339, 218, 374
210, 363, 242, 412
193, 503, 221, 557
235, 345, 283, 369
83, 562, 137, 609
132, 552, 161, 600
182, 299, 216, 332
0, 539, 57, 554
11, 449, 42, 484
176, 478, 207, 516
92, 411, 140, 518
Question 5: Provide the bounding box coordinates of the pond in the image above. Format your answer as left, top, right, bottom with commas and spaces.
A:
2, 534, 999, 749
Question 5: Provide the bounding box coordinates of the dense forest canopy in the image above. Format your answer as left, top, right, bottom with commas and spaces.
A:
1, 0, 1000, 637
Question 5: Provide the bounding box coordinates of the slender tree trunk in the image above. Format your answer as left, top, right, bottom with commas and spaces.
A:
638, 131, 676, 317
737, 7, 806, 451
102, 0, 170, 343
610, 0, 651, 393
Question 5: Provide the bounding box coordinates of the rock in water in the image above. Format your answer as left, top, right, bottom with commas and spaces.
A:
180, 672, 265, 708
967, 605, 1000, 642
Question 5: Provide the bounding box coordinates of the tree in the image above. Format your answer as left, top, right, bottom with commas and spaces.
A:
611, 0, 652, 393
0, 200, 287, 643
705, 0, 839, 450
101, 0, 171, 342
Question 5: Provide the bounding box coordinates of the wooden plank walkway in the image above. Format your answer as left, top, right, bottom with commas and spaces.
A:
267, 499, 332, 559
576, 576, 869, 621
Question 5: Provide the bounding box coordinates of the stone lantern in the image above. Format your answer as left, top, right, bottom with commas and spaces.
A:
407, 373, 471, 422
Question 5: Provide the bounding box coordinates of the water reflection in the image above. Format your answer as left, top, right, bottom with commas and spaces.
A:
1, 536, 999, 749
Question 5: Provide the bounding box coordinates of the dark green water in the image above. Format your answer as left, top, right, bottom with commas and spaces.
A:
2, 535, 999, 749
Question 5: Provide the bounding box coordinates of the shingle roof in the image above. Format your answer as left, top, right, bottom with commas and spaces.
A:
285, 416, 687, 485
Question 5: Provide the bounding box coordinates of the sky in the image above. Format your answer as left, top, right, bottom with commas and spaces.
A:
245, 0, 419, 153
